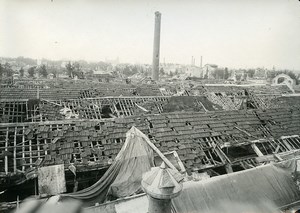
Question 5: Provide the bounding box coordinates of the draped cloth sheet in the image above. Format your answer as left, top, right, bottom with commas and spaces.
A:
62, 126, 154, 207
172, 160, 300, 213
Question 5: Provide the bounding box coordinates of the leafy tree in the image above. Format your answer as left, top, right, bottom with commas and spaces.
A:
224, 67, 230, 79
19, 67, 24, 77
73, 62, 84, 79
16, 56, 36, 65
48, 67, 58, 78
160, 67, 165, 75
86, 69, 94, 76
236, 74, 242, 81
246, 69, 255, 78
73, 62, 81, 71
39, 64, 48, 78
174, 69, 179, 75
123, 65, 138, 77
3, 62, 13, 77
28, 66, 36, 77
267, 71, 277, 79
285, 71, 299, 85
132, 66, 138, 74
66, 62, 83, 78
66, 62, 74, 78
0, 63, 3, 78
247, 69, 255, 78
213, 68, 225, 79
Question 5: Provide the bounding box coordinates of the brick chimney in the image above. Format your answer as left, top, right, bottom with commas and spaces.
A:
152, 11, 161, 81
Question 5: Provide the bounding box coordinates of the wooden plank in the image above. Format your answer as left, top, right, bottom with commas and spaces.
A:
129, 99, 135, 115
119, 99, 126, 116
251, 144, 264, 157
113, 101, 120, 117
123, 99, 128, 115
16, 155, 46, 160
14, 126, 17, 173
5, 127, 9, 174
22, 126, 25, 171
29, 139, 33, 168
92, 100, 99, 119
90, 141, 97, 161
21, 101, 24, 122
8, 103, 11, 123
97, 99, 102, 119
267, 139, 277, 151
207, 149, 216, 165
37, 138, 40, 159
290, 138, 300, 149
125, 99, 132, 116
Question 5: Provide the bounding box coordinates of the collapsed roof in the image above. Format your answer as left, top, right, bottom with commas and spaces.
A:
1, 79, 300, 212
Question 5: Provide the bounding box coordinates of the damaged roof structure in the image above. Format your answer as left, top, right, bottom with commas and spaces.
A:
1, 77, 300, 212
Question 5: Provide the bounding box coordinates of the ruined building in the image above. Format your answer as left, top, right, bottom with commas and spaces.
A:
1, 77, 300, 211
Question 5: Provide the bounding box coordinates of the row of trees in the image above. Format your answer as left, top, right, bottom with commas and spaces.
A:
0, 63, 14, 77
0, 62, 82, 79
0, 63, 59, 79
25, 62, 91, 79
65, 62, 84, 78
2, 58, 299, 84
24, 65, 49, 78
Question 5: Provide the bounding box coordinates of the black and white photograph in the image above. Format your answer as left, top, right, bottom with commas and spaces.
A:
1, 0, 300, 212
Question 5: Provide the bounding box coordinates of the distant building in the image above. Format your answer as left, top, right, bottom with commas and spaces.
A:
161, 64, 182, 75
227, 69, 247, 82
254, 68, 267, 79
93, 70, 114, 82
57, 73, 69, 79
183, 65, 201, 78
48, 73, 54, 79
12, 73, 20, 80
202, 64, 218, 79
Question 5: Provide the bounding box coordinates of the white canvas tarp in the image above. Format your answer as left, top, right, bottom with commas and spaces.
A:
62, 126, 154, 206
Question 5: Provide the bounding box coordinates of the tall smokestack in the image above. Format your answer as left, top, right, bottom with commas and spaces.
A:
200, 56, 203, 78
200, 56, 203, 68
152, 11, 161, 81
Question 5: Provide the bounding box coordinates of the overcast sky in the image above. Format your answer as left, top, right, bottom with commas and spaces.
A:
1, 0, 300, 70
